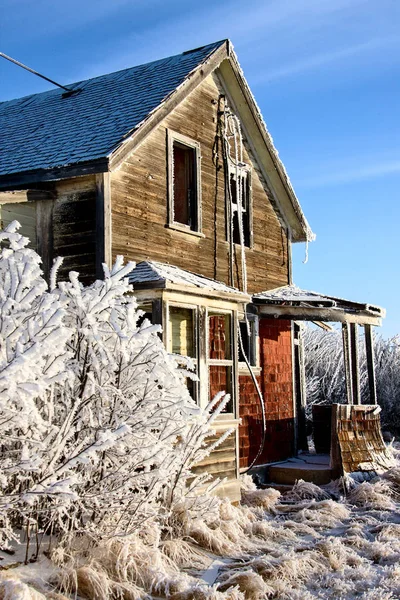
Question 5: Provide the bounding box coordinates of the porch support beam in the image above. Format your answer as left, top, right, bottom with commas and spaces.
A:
256, 305, 382, 326
364, 324, 377, 405
342, 323, 353, 405
349, 323, 361, 405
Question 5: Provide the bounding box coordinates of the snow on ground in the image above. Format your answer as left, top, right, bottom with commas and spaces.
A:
2, 458, 400, 600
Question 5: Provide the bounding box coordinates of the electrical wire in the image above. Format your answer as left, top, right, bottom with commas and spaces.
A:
219, 100, 267, 473
0, 52, 78, 94
238, 320, 267, 473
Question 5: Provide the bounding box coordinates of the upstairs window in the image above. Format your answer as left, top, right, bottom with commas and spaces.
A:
167, 130, 201, 233
229, 166, 252, 247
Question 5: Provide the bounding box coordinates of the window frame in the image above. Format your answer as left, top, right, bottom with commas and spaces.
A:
206, 308, 235, 417
0, 198, 38, 250
227, 162, 253, 249
238, 315, 261, 374
166, 300, 199, 403
167, 129, 202, 236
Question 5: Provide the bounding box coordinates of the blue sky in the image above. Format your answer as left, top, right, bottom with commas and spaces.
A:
1, 0, 399, 336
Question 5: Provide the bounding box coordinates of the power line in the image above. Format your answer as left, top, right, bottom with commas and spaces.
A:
0, 52, 76, 94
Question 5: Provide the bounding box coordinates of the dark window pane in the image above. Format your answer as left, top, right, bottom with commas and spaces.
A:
208, 314, 231, 360
209, 365, 233, 412
239, 321, 250, 363
173, 142, 197, 229
230, 172, 250, 247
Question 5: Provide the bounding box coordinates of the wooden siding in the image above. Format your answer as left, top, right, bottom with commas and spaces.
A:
110, 72, 289, 294
192, 429, 237, 482
53, 176, 97, 285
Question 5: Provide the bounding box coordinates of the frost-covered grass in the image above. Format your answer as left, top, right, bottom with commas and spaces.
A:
2, 464, 400, 599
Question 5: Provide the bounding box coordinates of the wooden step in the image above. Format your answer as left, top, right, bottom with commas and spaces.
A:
267, 454, 334, 486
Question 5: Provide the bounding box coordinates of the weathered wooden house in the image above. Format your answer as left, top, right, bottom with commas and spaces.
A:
0, 40, 386, 500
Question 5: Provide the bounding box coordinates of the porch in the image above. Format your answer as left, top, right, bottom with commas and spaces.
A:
252, 285, 392, 484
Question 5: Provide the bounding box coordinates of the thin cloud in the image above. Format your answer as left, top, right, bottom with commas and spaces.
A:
297, 160, 400, 189
250, 36, 399, 84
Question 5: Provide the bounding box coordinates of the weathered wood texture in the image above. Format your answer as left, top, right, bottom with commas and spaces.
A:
110, 72, 289, 294
53, 176, 97, 285
192, 429, 237, 482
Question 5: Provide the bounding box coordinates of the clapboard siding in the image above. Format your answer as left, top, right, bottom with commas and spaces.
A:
110, 72, 289, 294
53, 175, 97, 285
192, 429, 237, 482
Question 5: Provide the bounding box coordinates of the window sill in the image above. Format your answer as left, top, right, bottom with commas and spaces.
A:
238, 364, 262, 376
166, 223, 205, 238
212, 416, 240, 431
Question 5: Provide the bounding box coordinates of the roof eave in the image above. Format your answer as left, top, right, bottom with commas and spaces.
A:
0, 157, 109, 189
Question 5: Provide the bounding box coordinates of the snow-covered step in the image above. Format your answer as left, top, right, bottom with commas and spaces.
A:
268, 454, 334, 486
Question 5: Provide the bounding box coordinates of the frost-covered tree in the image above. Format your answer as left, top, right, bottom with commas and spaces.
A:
0, 222, 230, 557
303, 327, 400, 434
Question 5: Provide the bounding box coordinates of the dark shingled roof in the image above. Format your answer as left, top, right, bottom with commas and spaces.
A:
0, 41, 225, 178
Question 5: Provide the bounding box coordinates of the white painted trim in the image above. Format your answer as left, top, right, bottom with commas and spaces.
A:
167, 128, 202, 234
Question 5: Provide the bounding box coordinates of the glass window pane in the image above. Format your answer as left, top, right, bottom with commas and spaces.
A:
173, 142, 196, 229
209, 365, 233, 412
169, 306, 195, 357
0, 202, 37, 249
208, 313, 231, 360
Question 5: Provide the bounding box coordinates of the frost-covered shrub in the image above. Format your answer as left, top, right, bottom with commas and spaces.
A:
0, 222, 230, 554
303, 328, 400, 434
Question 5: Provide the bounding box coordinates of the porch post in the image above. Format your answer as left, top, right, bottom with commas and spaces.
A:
342, 323, 353, 404
364, 324, 377, 405
349, 323, 361, 405
293, 323, 308, 451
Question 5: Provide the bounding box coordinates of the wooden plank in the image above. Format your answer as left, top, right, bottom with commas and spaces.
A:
342, 323, 353, 405
36, 199, 54, 281
0, 159, 108, 190
330, 404, 342, 477
257, 305, 382, 326
350, 323, 361, 405
96, 172, 112, 277
364, 324, 377, 405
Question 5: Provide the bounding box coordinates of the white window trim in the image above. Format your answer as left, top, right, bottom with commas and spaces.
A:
206, 307, 236, 417
238, 314, 260, 374
166, 300, 199, 403
167, 129, 202, 235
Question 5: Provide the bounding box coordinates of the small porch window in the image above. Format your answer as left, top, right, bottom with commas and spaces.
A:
238, 317, 258, 367
0, 201, 37, 249
167, 130, 201, 233
229, 166, 251, 247
208, 311, 233, 413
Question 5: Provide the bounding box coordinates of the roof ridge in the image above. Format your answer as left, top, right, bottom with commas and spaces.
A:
0, 40, 227, 106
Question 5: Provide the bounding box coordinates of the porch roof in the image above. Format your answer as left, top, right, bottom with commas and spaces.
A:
128, 261, 251, 303
253, 285, 385, 326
